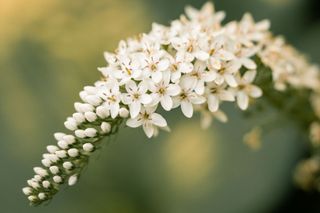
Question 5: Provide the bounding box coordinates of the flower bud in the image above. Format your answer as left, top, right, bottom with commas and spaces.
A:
55, 150, 67, 158
49, 166, 59, 174
68, 175, 78, 186
53, 175, 62, 183
41, 158, 51, 167
83, 143, 94, 152
38, 193, 46, 200
63, 135, 76, 144
42, 180, 50, 188
84, 111, 97, 122
101, 122, 111, 134
46, 145, 59, 154
22, 187, 33, 195
84, 128, 97, 137
63, 162, 73, 170
54, 132, 66, 141
28, 195, 37, 202
33, 167, 48, 177
27, 180, 40, 189
119, 107, 129, 118
72, 112, 85, 124
75, 129, 86, 138
96, 105, 110, 118
64, 118, 78, 131
67, 148, 79, 157
86, 95, 101, 106
57, 140, 68, 149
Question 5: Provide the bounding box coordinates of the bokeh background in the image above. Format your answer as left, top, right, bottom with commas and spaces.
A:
1, 0, 320, 212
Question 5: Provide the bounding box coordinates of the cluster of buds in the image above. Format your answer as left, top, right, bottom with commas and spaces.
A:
23, 2, 320, 205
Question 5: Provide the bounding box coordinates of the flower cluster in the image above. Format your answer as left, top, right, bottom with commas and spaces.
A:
23, 2, 320, 205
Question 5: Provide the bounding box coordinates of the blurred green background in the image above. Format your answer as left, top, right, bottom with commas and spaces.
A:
1, 0, 320, 212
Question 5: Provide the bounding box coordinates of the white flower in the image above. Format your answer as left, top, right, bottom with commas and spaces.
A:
142, 51, 170, 83
185, 2, 225, 29
213, 61, 239, 87
202, 35, 234, 70
113, 54, 143, 84
205, 82, 235, 112
171, 30, 209, 62
173, 77, 206, 118
122, 80, 152, 118
169, 51, 194, 83
148, 71, 181, 111
98, 81, 121, 118
234, 70, 262, 110
232, 46, 258, 70
126, 107, 167, 138
185, 60, 217, 95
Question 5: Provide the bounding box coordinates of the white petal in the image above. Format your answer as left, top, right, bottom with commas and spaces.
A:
158, 59, 169, 71
161, 95, 173, 111
237, 91, 249, 110
110, 103, 120, 118
208, 95, 219, 112
130, 101, 141, 118
151, 113, 167, 127
190, 95, 206, 104
242, 58, 257, 70
195, 81, 205, 95
167, 84, 181, 96
214, 110, 228, 123
210, 58, 221, 70
243, 70, 257, 83
218, 49, 234, 61
140, 94, 153, 104
126, 117, 142, 128
204, 70, 217, 82
171, 71, 181, 83
152, 71, 163, 83
125, 80, 137, 93
181, 101, 193, 118
219, 90, 235, 101
214, 74, 224, 85
179, 62, 193, 73
249, 85, 262, 98
143, 123, 154, 138
194, 51, 209, 61
200, 111, 212, 129
224, 74, 238, 87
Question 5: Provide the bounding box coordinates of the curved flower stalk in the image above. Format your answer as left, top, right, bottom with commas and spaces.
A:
23, 2, 320, 205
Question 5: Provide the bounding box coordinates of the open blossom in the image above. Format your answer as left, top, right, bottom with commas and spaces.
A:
184, 60, 217, 95
148, 71, 181, 111
126, 107, 167, 138
205, 82, 235, 112
234, 70, 262, 110
173, 77, 206, 118
202, 35, 235, 70
121, 80, 152, 118
212, 61, 239, 87
169, 51, 194, 83
98, 80, 122, 118
142, 50, 170, 83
